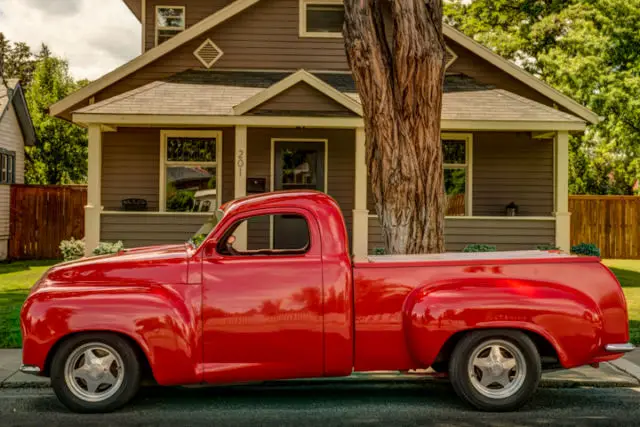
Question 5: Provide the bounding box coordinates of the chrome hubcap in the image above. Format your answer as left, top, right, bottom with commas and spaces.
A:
64, 343, 124, 402
468, 339, 526, 399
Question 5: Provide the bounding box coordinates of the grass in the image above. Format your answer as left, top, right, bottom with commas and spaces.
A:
0, 259, 638, 349
0, 260, 59, 348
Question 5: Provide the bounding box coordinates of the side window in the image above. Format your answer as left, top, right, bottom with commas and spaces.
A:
218, 214, 311, 256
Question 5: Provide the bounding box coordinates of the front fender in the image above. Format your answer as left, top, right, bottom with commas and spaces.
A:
403, 278, 603, 368
21, 283, 202, 385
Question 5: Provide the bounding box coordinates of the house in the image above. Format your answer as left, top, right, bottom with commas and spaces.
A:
0, 79, 36, 260
49, 0, 598, 257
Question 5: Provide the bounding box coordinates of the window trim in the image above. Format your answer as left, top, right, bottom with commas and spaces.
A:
299, 0, 344, 39
442, 133, 473, 216
159, 130, 223, 213
155, 5, 186, 47
0, 149, 16, 185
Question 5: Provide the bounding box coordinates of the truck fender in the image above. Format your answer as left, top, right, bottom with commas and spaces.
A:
402, 277, 604, 369
21, 284, 201, 385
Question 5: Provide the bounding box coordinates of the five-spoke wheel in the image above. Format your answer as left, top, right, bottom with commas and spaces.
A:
51, 333, 141, 413
449, 330, 541, 411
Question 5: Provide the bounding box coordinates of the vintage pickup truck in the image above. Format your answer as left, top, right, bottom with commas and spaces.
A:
20, 191, 633, 413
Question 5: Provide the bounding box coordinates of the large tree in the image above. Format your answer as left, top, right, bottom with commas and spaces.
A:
344, 0, 447, 254
0, 32, 37, 86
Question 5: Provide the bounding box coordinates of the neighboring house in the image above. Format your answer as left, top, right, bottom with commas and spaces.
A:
0, 79, 36, 260
50, 0, 599, 257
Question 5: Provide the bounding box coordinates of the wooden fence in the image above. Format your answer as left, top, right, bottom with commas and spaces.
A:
9, 185, 87, 260
570, 195, 640, 259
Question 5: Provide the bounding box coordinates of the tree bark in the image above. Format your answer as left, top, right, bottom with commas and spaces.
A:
344, 0, 447, 254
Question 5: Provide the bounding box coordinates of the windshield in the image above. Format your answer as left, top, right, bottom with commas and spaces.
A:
189, 209, 224, 248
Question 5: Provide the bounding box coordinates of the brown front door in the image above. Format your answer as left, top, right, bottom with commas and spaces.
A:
273, 141, 325, 249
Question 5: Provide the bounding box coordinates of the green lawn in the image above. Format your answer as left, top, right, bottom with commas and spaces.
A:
0, 260, 59, 348
0, 259, 638, 349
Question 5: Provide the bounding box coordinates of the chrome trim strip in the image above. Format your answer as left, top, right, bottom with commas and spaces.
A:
605, 343, 636, 353
19, 364, 41, 375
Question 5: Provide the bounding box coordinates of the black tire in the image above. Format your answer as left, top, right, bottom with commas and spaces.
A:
449, 330, 541, 412
430, 361, 449, 373
50, 333, 142, 413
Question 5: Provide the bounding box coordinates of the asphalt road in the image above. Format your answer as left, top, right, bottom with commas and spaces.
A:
1, 382, 639, 427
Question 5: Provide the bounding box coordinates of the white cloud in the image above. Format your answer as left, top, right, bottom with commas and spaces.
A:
0, 0, 140, 80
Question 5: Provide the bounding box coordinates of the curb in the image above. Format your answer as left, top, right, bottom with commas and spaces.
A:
610, 358, 640, 382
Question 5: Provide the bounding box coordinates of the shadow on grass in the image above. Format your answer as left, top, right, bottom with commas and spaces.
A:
0, 289, 31, 348
608, 267, 640, 288
629, 320, 640, 346
0, 260, 60, 276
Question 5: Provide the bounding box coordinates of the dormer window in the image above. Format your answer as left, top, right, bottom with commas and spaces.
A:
156, 6, 186, 46
300, 0, 344, 38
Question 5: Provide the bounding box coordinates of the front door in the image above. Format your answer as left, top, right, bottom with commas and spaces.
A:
273, 141, 325, 249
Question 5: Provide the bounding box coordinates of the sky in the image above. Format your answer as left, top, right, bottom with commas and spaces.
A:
0, 0, 141, 80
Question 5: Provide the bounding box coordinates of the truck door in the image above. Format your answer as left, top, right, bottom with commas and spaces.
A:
200, 208, 324, 383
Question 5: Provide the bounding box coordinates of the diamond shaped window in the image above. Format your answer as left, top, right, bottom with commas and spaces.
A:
194, 39, 224, 69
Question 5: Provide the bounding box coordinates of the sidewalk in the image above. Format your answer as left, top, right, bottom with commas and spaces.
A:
1, 348, 639, 389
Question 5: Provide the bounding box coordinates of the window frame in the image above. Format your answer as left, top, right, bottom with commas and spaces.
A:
0, 149, 16, 185
155, 5, 186, 46
159, 130, 223, 213
442, 133, 473, 217
299, 0, 345, 39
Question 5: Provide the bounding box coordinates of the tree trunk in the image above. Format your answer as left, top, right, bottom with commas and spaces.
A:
344, 0, 446, 254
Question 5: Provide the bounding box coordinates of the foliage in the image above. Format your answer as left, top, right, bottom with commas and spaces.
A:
571, 242, 601, 257
536, 244, 561, 251
463, 244, 498, 253
59, 237, 86, 262
445, 0, 640, 195
25, 46, 88, 185
167, 188, 196, 212
0, 32, 37, 86
93, 241, 125, 256
373, 248, 386, 256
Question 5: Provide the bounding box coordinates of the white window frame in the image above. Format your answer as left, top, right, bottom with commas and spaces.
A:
299, 0, 344, 39
155, 5, 186, 47
442, 133, 473, 216
159, 130, 223, 213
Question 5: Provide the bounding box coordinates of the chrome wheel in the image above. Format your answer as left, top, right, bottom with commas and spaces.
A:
64, 343, 124, 403
467, 339, 526, 399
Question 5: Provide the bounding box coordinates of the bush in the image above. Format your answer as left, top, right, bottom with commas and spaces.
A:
571, 243, 601, 257
373, 248, 386, 256
537, 244, 561, 251
463, 244, 497, 253
93, 241, 125, 256
59, 238, 85, 262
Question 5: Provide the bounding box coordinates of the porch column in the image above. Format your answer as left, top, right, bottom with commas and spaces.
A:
352, 127, 369, 259
554, 131, 571, 252
85, 124, 102, 256
234, 125, 248, 250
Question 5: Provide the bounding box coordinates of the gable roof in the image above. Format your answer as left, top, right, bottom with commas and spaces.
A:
0, 80, 37, 146
52, 0, 599, 124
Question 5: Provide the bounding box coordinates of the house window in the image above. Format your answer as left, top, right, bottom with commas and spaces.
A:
300, 0, 344, 38
0, 150, 16, 185
442, 134, 473, 216
160, 131, 222, 213
156, 6, 186, 46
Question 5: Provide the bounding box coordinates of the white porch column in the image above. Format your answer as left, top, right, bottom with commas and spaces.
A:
352, 127, 369, 259
234, 125, 248, 250
554, 131, 571, 252
85, 124, 103, 256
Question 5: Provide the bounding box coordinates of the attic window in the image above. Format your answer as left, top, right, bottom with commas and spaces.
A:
194, 39, 224, 68
300, 0, 344, 38
156, 6, 186, 46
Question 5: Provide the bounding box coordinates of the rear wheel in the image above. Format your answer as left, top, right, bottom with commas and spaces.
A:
449, 330, 541, 412
50, 333, 141, 413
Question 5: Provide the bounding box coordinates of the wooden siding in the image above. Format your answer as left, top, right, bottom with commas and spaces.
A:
249, 83, 356, 116
369, 216, 556, 253
0, 104, 25, 253
246, 127, 355, 248
101, 127, 235, 211
101, 213, 208, 247
367, 132, 554, 217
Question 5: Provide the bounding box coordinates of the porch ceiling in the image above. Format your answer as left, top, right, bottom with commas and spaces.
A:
75, 70, 585, 125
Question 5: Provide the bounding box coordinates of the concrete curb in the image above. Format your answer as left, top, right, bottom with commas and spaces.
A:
610, 358, 640, 382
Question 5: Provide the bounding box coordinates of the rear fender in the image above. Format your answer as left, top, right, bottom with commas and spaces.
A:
21, 283, 201, 385
403, 277, 603, 368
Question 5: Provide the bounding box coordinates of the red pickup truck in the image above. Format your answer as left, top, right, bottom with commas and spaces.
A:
20, 191, 633, 413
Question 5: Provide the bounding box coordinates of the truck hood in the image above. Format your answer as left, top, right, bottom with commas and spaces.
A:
42, 244, 191, 286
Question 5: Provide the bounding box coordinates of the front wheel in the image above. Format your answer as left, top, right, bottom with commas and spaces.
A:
50, 333, 141, 413
449, 330, 541, 412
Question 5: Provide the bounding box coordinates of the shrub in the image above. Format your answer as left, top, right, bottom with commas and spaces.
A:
373, 248, 386, 256
463, 244, 497, 253
571, 243, 601, 257
59, 238, 85, 262
537, 244, 560, 251
93, 241, 125, 256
